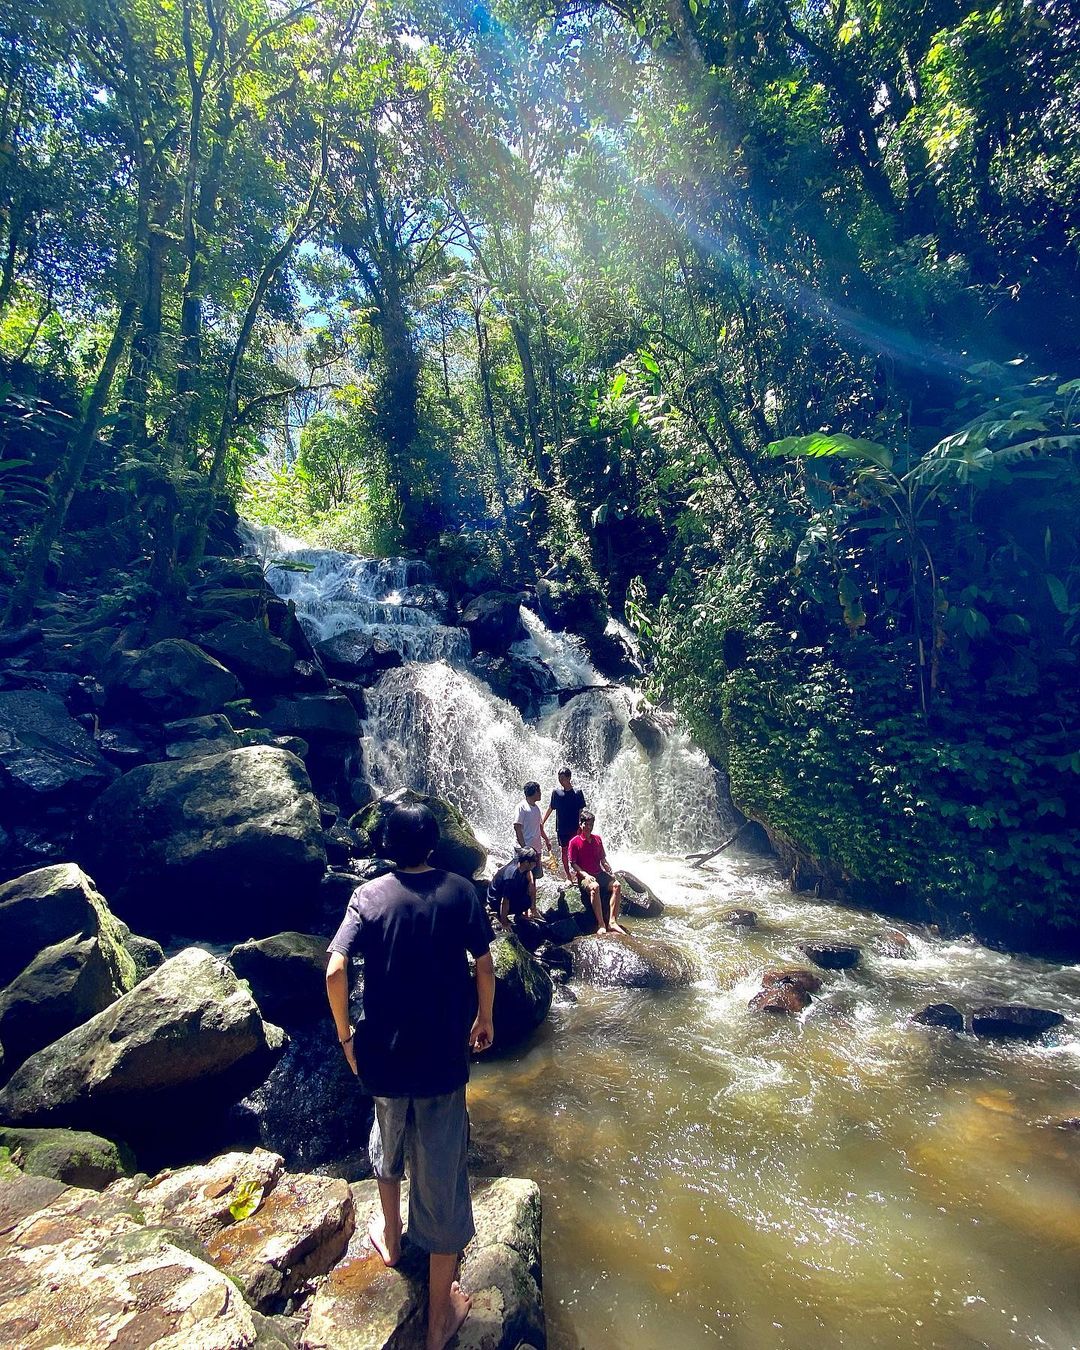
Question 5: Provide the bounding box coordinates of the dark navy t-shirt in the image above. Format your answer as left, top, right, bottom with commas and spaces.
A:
486, 860, 532, 915
548, 785, 586, 841
328, 868, 493, 1097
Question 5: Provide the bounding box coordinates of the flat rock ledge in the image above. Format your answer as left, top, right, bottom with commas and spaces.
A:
0, 1152, 544, 1350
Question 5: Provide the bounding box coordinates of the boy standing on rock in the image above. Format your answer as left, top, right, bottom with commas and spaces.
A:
541, 766, 586, 880
513, 781, 549, 878
325, 801, 495, 1350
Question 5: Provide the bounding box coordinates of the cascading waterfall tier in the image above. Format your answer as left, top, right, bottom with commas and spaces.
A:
246, 523, 729, 854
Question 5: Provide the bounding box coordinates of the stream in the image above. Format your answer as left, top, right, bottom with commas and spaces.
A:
252, 528, 1080, 1349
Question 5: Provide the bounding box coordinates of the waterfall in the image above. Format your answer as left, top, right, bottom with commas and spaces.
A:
246, 524, 729, 854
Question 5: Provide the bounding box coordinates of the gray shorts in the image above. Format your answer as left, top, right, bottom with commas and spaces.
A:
369, 1086, 474, 1254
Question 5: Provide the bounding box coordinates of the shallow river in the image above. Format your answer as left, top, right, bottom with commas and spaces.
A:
469, 850, 1080, 1350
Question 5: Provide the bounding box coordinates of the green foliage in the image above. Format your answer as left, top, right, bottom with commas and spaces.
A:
227, 1178, 264, 1223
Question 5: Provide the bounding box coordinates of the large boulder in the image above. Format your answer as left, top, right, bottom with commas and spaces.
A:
0, 948, 285, 1157
260, 692, 361, 742
354, 787, 487, 880
0, 690, 116, 811
968, 1005, 1065, 1041
206, 1171, 354, 1313
460, 591, 527, 655
0, 1125, 135, 1189
0, 863, 133, 990
799, 941, 861, 971
125, 1147, 286, 1242
89, 745, 327, 940
198, 619, 297, 689
473, 652, 556, 720
316, 631, 403, 683
568, 932, 697, 989
103, 638, 241, 720
490, 931, 553, 1052
0, 934, 131, 1076
0, 1175, 263, 1349
616, 870, 665, 918
302, 1176, 543, 1350
228, 932, 329, 1028
163, 712, 241, 759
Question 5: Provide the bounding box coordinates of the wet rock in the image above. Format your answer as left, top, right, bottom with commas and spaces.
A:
968, 1005, 1065, 1041
0, 1126, 134, 1189
206, 1172, 354, 1313
199, 619, 298, 689
616, 870, 665, 918
331, 678, 367, 718
627, 709, 669, 757
354, 787, 487, 880
490, 932, 553, 1053
163, 711, 242, 759
0, 689, 116, 808
721, 907, 758, 929
289, 658, 330, 692
119, 928, 166, 983
260, 693, 360, 743
749, 984, 811, 1014
127, 1147, 285, 1242
229, 933, 329, 1028
95, 723, 158, 768
534, 941, 574, 981
302, 1175, 543, 1350
761, 967, 823, 994
460, 590, 527, 654
473, 652, 556, 720
873, 929, 917, 959
559, 688, 623, 769
0, 948, 285, 1159
1054, 1117, 1080, 1132
317, 631, 403, 683
89, 745, 326, 940
799, 941, 861, 970
0, 1176, 261, 1348
568, 932, 697, 989
911, 1003, 964, 1032
534, 881, 592, 936
103, 638, 242, 720
324, 819, 367, 865
0, 933, 131, 1076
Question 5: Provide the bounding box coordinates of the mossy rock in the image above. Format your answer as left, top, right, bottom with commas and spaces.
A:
0, 1126, 135, 1189
488, 932, 553, 1053
351, 788, 486, 880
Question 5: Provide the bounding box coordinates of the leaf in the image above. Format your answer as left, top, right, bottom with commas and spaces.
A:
227, 1179, 263, 1222
611, 372, 627, 399
639, 350, 660, 376
838, 574, 866, 631
768, 433, 894, 470
1046, 575, 1070, 614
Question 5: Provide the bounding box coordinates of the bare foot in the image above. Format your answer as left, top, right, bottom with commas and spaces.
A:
608, 920, 628, 935
426, 1280, 471, 1350
368, 1216, 402, 1267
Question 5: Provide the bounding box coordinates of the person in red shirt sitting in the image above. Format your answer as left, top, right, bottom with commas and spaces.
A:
566, 809, 627, 935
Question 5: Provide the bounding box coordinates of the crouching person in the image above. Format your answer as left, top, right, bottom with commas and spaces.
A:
325, 801, 496, 1350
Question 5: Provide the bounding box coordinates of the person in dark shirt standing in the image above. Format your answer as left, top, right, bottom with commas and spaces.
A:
325, 801, 495, 1350
541, 766, 586, 880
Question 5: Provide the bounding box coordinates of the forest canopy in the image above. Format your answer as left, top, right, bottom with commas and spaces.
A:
1, 0, 1078, 944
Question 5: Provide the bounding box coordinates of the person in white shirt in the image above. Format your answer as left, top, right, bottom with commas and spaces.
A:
513, 782, 550, 878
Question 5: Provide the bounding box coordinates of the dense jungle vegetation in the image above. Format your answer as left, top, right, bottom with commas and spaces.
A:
1, 0, 1078, 947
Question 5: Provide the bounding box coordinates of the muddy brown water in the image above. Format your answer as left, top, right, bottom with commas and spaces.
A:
468, 850, 1080, 1350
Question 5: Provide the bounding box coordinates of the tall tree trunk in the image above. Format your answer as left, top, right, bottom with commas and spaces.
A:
4, 296, 137, 626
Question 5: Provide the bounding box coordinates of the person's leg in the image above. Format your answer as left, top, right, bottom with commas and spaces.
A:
582, 878, 604, 932
607, 879, 627, 934
368, 1097, 408, 1265
407, 1087, 476, 1348
427, 1253, 471, 1350
560, 839, 571, 879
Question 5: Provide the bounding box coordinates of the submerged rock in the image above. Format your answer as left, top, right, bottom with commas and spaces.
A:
0, 1125, 135, 1189
568, 932, 697, 989
354, 787, 487, 880
873, 929, 917, 959
721, 907, 758, 929
761, 967, 823, 994
749, 983, 811, 1015
89, 745, 326, 940
969, 1005, 1065, 1041
0, 948, 285, 1158
912, 1003, 964, 1032
616, 870, 665, 918
490, 931, 553, 1052
799, 941, 861, 971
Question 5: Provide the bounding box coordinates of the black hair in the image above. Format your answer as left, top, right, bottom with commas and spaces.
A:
382, 802, 439, 867
523, 781, 540, 797
515, 846, 539, 865
558, 766, 572, 778
579, 809, 595, 825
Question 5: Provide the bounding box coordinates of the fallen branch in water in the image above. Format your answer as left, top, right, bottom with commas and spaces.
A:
686, 820, 753, 868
